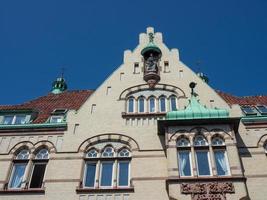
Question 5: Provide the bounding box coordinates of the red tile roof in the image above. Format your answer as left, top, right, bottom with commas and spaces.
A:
0, 90, 93, 123
217, 90, 267, 106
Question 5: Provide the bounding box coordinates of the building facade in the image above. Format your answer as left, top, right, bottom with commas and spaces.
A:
0, 27, 266, 200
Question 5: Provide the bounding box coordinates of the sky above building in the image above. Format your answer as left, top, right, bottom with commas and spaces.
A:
0, 0, 267, 104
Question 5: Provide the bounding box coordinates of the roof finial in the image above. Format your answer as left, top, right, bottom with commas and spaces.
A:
61, 67, 65, 79
51, 68, 68, 94
189, 82, 197, 96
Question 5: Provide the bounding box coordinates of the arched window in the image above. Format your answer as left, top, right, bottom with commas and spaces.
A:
177, 138, 192, 176
9, 149, 30, 189
159, 96, 167, 112
193, 135, 211, 176
264, 142, 267, 154
83, 146, 131, 189
127, 97, 134, 113
117, 148, 130, 186
194, 135, 208, 146
177, 137, 190, 147
29, 148, 49, 188
86, 149, 98, 158
170, 96, 177, 111
102, 146, 114, 157
149, 97, 156, 113
212, 137, 230, 176
138, 97, 145, 113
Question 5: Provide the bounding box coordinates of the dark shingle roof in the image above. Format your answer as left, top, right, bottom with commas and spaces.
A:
0, 90, 94, 123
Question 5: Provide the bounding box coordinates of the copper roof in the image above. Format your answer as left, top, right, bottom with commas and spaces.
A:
217, 91, 267, 106
0, 90, 93, 123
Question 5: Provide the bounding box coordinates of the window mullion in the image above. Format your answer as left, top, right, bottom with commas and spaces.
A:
190, 145, 197, 177
95, 160, 101, 188
22, 159, 31, 188
209, 144, 216, 176
114, 159, 118, 187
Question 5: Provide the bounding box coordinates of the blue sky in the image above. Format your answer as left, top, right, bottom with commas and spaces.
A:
0, 0, 267, 104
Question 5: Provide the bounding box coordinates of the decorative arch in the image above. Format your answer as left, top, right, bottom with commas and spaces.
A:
33, 140, 57, 154
119, 83, 186, 100
9, 141, 34, 155
78, 133, 140, 152
9, 140, 57, 155
210, 128, 233, 140
257, 134, 267, 147
170, 130, 188, 141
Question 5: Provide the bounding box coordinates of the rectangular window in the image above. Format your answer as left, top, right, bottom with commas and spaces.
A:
9, 163, 27, 188
14, 115, 26, 124
118, 161, 130, 186
195, 151, 211, 176
84, 162, 97, 187
149, 98, 156, 112
100, 162, 113, 187
214, 150, 230, 176
178, 151, 192, 176
3, 116, 14, 125
134, 63, 140, 74
29, 163, 46, 188
50, 116, 64, 123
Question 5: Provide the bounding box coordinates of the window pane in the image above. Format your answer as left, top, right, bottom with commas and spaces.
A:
149, 98, 155, 112
50, 116, 63, 123
118, 162, 129, 186
100, 162, 113, 186
29, 163, 46, 188
14, 115, 26, 124
138, 98, 144, 113
178, 152, 191, 176
9, 164, 27, 188
36, 149, 49, 159
214, 151, 229, 176
3, 116, 13, 125
170, 97, 177, 111
196, 151, 211, 176
128, 98, 134, 113
160, 97, 166, 112
84, 163, 96, 187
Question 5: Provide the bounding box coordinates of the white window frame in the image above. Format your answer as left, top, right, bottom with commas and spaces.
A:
2, 114, 27, 125
159, 96, 167, 112
8, 163, 27, 189
49, 115, 64, 123
213, 149, 231, 176
169, 96, 178, 111
83, 161, 98, 188
99, 161, 114, 188
148, 97, 156, 113
117, 160, 131, 187
28, 162, 47, 189
138, 97, 146, 113
195, 150, 212, 176
177, 150, 193, 177
127, 97, 135, 113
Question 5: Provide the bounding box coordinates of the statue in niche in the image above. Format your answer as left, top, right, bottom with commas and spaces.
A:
145, 53, 158, 72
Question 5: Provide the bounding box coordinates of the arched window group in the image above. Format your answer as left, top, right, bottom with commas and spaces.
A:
177, 135, 230, 177
83, 146, 131, 188
127, 95, 177, 113
8, 148, 49, 189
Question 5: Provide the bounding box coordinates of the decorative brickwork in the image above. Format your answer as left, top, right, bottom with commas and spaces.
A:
181, 182, 234, 200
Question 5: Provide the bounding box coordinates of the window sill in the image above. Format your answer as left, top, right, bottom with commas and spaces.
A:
121, 112, 166, 118
76, 187, 134, 193
0, 188, 45, 194
167, 175, 245, 183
